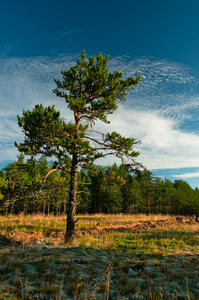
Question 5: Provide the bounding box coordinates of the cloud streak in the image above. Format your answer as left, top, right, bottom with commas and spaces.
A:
97, 105, 199, 170
171, 172, 199, 179
1, 54, 199, 173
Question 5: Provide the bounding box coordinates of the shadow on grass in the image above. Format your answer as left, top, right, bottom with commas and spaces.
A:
0, 233, 21, 246
0, 224, 60, 235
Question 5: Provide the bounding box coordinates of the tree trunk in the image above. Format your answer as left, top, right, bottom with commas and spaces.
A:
65, 154, 78, 243
11, 202, 14, 214
43, 199, 46, 215
48, 202, 50, 216
57, 201, 59, 216
64, 201, 67, 215
146, 195, 151, 216
23, 201, 26, 215
34, 200, 36, 214
196, 213, 199, 222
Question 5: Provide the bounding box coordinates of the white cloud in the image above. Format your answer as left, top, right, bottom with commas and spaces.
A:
1, 54, 199, 171
171, 172, 199, 179
95, 105, 199, 170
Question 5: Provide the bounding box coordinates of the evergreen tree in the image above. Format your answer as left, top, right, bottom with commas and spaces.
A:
88, 166, 105, 213
193, 188, 199, 221
136, 170, 154, 215
99, 166, 125, 213
0, 170, 8, 213
3, 154, 32, 214
15, 51, 142, 242
173, 179, 195, 215
162, 178, 176, 215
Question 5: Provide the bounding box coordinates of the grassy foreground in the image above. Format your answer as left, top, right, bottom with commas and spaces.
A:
0, 213, 198, 254
0, 214, 199, 299
0, 214, 199, 254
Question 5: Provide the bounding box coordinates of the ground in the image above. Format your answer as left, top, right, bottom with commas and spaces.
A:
0, 216, 198, 299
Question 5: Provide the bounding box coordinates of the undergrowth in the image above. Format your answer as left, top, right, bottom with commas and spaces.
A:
75, 228, 199, 255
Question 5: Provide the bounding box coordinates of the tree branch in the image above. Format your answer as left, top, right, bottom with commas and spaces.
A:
41, 166, 71, 182
85, 135, 106, 146
76, 191, 90, 194
41, 169, 58, 182
86, 129, 106, 135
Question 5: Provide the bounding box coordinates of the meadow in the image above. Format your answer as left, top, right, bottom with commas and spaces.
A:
0, 214, 198, 299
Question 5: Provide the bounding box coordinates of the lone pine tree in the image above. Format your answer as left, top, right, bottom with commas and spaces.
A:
15, 51, 142, 242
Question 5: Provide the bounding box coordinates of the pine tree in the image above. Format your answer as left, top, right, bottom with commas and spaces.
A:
15, 51, 142, 242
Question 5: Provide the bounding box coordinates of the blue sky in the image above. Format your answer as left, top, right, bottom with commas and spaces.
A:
1, 0, 199, 188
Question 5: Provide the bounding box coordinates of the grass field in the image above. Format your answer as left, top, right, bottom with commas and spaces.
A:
0, 214, 198, 299
0, 213, 178, 233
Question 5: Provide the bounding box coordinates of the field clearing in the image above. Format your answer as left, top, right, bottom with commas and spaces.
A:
0, 214, 199, 299
0, 213, 183, 234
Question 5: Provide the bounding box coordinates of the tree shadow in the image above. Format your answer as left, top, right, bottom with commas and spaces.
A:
0, 233, 21, 246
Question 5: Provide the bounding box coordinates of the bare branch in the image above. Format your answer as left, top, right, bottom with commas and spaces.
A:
85, 135, 106, 146
41, 169, 58, 182
76, 191, 90, 194
86, 129, 106, 136
79, 113, 95, 122
41, 166, 71, 182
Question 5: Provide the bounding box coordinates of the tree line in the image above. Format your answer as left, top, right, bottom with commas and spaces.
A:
1, 154, 199, 220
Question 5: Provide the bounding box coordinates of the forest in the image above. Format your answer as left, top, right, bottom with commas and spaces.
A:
0, 153, 199, 219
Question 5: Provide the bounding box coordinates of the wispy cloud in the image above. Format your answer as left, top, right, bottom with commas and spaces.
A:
110, 56, 198, 115
53, 28, 95, 44
97, 105, 199, 170
171, 172, 199, 179
60, 30, 79, 37
1, 54, 199, 172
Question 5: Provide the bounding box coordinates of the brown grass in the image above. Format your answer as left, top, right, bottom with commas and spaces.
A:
0, 212, 177, 231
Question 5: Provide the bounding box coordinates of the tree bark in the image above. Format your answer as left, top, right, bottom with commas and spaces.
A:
57, 201, 59, 216
65, 154, 78, 243
43, 199, 46, 215
64, 201, 67, 215
196, 213, 199, 222
48, 202, 50, 216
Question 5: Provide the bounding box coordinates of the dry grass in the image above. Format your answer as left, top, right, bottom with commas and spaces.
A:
0, 213, 177, 234
77, 212, 176, 226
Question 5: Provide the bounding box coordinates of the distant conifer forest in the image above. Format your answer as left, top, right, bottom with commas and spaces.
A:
0, 153, 199, 220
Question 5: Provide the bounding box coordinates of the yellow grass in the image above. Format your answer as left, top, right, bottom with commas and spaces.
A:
0, 213, 177, 231
0, 213, 191, 237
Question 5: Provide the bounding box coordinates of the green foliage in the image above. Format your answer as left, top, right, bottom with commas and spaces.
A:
53, 51, 141, 124
1, 159, 199, 217
15, 104, 81, 166
0, 155, 68, 215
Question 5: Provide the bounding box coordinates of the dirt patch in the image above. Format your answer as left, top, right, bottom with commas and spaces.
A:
87, 216, 197, 234
1, 216, 197, 245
